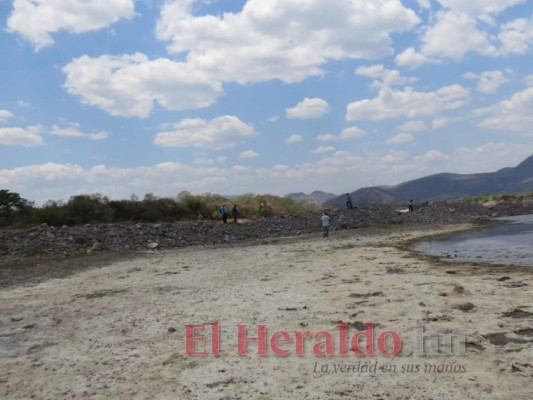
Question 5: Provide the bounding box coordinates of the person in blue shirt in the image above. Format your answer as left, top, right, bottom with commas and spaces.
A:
321, 210, 330, 238
219, 203, 228, 223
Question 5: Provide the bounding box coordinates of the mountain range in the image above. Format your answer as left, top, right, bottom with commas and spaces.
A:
287, 154, 533, 206
285, 191, 338, 205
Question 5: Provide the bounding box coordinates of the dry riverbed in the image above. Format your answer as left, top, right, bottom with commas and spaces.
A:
1, 225, 531, 399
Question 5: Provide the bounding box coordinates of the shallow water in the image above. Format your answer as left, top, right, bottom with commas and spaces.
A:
415, 214, 533, 267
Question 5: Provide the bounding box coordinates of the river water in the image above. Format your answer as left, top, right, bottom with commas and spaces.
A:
414, 214, 533, 267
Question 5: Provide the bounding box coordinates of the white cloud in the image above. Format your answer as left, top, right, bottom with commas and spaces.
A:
286, 97, 330, 119
230, 165, 250, 174
313, 146, 335, 154
0, 126, 45, 147
285, 134, 303, 144
58, 2, 425, 117
436, 0, 526, 16
346, 85, 470, 121
498, 17, 533, 55
5, 2, 533, 203
355, 64, 386, 79
381, 151, 407, 163
394, 47, 430, 69
316, 134, 337, 142
525, 75, 533, 86
4, 143, 533, 203
414, 149, 449, 162
0, 161, 231, 202
386, 133, 415, 144
7, 0, 135, 51
432, 116, 459, 130
453, 142, 533, 171
464, 70, 508, 94
407, 3, 531, 64
340, 127, 366, 139
317, 127, 366, 141
0, 110, 14, 121
156, 0, 420, 84
191, 156, 227, 166
356, 64, 416, 87
397, 120, 427, 132
417, 0, 431, 9
63, 53, 223, 118
51, 125, 108, 140
478, 71, 507, 94
0, 163, 84, 191
154, 115, 256, 149
478, 87, 533, 135
239, 150, 259, 159
421, 11, 496, 60
17, 100, 31, 109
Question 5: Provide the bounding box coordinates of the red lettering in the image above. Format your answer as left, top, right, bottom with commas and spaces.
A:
338, 322, 348, 355
312, 331, 334, 356
350, 323, 375, 356
294, 331, 311, 356
185, 324, 208, 356
211, 322, 221, 356
237, 325, 267, 356
270, 331, 292, 356
377, 331, 402, 356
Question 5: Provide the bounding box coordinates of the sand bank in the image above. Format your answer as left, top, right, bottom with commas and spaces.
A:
1, 225, 531, 399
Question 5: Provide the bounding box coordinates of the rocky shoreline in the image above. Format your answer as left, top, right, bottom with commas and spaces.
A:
1, 199, 532, 261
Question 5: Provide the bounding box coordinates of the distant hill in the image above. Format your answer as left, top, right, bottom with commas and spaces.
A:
325, 154, 533, 206
286, 190, 338, 205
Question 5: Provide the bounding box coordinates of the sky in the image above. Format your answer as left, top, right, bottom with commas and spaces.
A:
1, 0, 532, 204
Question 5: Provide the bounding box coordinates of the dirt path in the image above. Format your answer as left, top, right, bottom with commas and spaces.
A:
1, 225, 532, 399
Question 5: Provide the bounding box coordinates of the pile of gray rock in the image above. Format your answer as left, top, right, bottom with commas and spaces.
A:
0, 201, 509, 260
483, 197, 533, 217
335, 201, 493, 230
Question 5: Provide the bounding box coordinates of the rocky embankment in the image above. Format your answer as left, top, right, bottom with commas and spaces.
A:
0, 200, 532, 260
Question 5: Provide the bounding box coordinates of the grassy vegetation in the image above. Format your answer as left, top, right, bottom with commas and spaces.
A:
0, 190, 316, 228
462, 191, 533, 204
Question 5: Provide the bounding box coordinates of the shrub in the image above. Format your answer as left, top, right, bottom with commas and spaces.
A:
67, 194, 114, 224
33, 204, 75, 226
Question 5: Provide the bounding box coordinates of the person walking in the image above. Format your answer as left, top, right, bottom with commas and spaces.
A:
259, 200, 266, 217
219, 203, 228, 223
345, 193, 353, 209
321, 210, 331, 238
232, 204, 239, 224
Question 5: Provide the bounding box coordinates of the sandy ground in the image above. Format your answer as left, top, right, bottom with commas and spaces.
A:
1, 224, 532, 400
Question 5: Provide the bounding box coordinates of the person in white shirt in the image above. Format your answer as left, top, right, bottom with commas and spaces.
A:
321, 210, 330, 238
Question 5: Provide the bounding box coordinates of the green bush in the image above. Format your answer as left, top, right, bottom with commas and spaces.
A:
67, 194, 114, 224
33, 204, 75, 226
0, 189, 317, 227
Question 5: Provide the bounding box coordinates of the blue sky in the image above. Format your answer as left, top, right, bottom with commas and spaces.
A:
1, 0, 532, 204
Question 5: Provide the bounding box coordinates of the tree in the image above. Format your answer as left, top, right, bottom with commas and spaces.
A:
66, 193, 112, 223
0, 189, 29, 223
